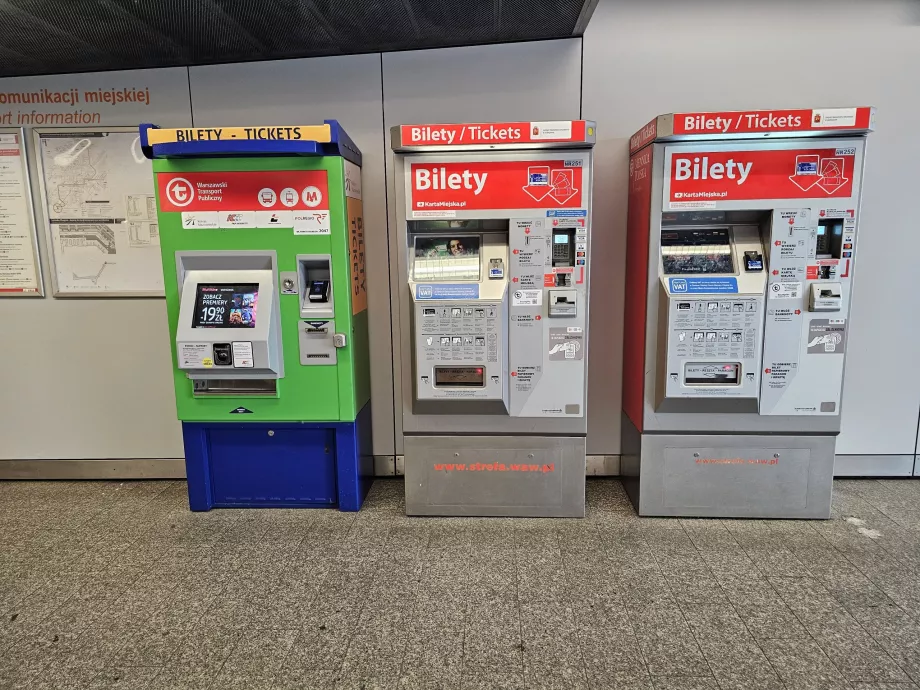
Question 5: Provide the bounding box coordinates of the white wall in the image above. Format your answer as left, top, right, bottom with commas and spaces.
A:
0, 68, 190, 460
3, 6, 919, 470
582, 0, 920, 465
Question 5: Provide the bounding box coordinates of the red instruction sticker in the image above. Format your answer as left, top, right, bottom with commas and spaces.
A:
668, 148, 855, 203
410, 160, 584, 212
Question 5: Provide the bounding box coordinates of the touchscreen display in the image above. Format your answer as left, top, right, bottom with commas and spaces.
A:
193, 284, 259, 328
413, 235, 481, 282
663, 253, 734, 275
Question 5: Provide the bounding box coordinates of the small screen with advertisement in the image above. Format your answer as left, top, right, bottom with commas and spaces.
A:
413, 235, 481, 282
193, 284, 259, 328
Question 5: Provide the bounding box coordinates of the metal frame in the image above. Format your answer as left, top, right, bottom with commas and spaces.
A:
0, 127, 44, 297
32, 126, 164, 297
390, 147, 595, 437
641, 136, 867, 434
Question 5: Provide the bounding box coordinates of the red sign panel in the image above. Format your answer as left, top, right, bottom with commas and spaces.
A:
668, 148, 856, 203
409, 160, 584, 211
400, 121, 588, 147
156, 170, 329, 212
672, 107, 872, 136
629, 117, 658, 155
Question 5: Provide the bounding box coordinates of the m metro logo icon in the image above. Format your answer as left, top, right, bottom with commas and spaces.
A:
165, 177, 194, 207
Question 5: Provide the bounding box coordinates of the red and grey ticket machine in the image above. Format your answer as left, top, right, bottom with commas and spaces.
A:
389, 121, 597, 517
622, 107, 874, 518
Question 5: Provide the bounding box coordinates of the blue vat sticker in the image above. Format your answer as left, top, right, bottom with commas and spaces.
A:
669, 277, 738, 294
416, 284, 480, 300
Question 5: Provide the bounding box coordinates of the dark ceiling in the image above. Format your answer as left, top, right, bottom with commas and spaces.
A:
0, 0, 598, 78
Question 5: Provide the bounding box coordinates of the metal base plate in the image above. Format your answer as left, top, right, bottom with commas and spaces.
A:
624, 431, 835, 519
404, 435, 586, 517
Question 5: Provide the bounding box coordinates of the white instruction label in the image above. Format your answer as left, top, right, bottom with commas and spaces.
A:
412, 210, 456, 219
293, 210, 331, 235
512, 289, 543, 306
812, 108, 857, 128
232, 341, 254, 368
180, 212, 220, 229
769, 282, 801, 300
178, 343, 211, 368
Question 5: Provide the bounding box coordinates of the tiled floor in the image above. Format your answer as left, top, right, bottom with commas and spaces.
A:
2, 479, 920, 690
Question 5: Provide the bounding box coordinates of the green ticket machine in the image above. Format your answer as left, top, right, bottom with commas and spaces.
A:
141, 121, 372, 511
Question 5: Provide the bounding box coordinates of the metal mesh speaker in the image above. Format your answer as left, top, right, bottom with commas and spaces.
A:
0, 0, 594, 77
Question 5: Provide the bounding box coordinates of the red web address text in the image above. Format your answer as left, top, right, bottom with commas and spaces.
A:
434, 462, 555, 473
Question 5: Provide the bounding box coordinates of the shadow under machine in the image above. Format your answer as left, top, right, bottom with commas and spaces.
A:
141, 122, 372, 511
390, 121, 597, 517
622, 106, 874, 518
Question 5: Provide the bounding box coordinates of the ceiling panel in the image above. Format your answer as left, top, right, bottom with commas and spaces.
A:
0, 0, 597, 77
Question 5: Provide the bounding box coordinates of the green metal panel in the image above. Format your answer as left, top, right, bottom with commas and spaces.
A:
152, 156, 369, 423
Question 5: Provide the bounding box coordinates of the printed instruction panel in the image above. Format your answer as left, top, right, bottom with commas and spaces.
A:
36, 130, 162, 295
0, 131, 41, 294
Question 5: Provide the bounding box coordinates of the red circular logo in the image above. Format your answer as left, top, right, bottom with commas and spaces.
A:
166, 178, 194, 207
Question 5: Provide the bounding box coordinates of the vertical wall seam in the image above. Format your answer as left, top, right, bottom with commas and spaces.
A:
186, 67, 195, 127
378, 52, 399, 458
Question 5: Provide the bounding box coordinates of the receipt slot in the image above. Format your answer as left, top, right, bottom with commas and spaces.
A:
622, 107, 874, 518
141, 122, 372, 511
390, 120, 596, 517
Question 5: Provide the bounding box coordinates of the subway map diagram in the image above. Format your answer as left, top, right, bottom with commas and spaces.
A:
44, 138, 111, 217
38, 131, 164, 295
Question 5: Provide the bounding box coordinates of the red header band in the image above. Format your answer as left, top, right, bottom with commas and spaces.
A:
399, 121, 590, 147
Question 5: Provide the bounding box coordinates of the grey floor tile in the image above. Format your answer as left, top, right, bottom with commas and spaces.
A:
714, 676, 785, 690
652, 678, 719, 690
87, 666, 164, 690
758, 638, 843, 680
460, 668, 525, 690
7, 479, 920, 690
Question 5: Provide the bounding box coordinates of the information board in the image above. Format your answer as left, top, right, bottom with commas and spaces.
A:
34, 128, 163, 296
0, 129, 43, 296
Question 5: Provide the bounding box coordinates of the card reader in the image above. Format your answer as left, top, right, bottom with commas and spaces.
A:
308, 280, 329, 303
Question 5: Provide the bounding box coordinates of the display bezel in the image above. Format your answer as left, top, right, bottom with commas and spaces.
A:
684, 362, 741, 386
434, 366, 486, 387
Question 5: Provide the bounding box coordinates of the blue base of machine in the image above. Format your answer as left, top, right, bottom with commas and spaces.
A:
181, 403, 373, 512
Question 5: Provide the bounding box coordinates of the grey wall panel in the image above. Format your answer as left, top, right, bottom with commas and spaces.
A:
382, 39, 583, 453
0, 67, 191, 461
582, 0, 920, 461
188, 54, 395, 456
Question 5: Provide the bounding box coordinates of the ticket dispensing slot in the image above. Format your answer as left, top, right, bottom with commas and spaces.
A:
174, 251, 282, 396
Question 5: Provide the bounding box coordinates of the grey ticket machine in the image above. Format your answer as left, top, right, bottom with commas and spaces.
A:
389, 120, 596, 517
622, 107, 874, 518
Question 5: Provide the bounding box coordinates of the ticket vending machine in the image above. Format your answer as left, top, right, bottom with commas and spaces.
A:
141, 122, 372, 511
622, 107, 874, 518
390, 121, 596, 517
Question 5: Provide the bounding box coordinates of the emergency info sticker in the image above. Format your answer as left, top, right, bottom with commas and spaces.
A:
179, 343, 211, 368
512, 289, 542, 306
769, 282, 801, 300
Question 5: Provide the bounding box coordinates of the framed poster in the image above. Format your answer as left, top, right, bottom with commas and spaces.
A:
33, 127, 164, 296
0, 128, 43, 296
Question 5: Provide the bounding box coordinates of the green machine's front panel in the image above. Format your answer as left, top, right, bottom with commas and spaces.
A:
152, 156, 369, 423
